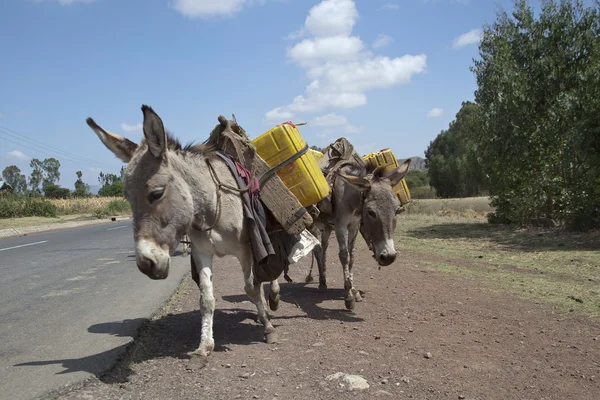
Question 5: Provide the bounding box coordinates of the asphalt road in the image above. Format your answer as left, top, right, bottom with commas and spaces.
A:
0, 221, 190, 400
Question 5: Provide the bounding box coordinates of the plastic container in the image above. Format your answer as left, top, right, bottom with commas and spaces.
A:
308, 149, 324, 162
253, 124, 330, 207
363, 149, 411, 205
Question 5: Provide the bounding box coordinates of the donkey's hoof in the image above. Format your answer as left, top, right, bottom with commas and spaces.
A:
344, 297, 356, 310
318, 283, 328, 292
305, 274, 314, 284
265, 331, 278, 344
352, 288, 364, 302
268, 296, 280, 311
186, 354, 209, 370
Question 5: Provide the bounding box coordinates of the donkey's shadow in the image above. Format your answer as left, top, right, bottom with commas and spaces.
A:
14, 307, 271, 384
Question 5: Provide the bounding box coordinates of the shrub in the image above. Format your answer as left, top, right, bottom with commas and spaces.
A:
0, 197, 58, 218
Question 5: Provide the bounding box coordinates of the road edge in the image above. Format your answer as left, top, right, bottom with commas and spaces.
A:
0, 216, 131, 239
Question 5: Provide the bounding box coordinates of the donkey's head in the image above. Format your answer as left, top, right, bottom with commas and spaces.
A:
340, 159, 411, 266
86, 105, 195, 280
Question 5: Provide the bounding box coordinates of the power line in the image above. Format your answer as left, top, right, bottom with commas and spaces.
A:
0, 134, 109, 169
0, 124, 116, 168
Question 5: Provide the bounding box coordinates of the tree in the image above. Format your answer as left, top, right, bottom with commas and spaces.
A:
29, 158, 44, 195
97, 170, 125, 197
42, 157, 61, 186
425, 101, 488, 198
2, 165, 27, 194
73, 170, 91, 197
471, 0, 600, 228
43, 182, 71, 199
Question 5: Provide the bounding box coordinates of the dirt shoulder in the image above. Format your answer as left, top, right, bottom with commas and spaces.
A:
45, 237, 600, 400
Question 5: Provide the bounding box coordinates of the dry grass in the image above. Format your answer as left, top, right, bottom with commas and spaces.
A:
50, 197, 125, 215
0, 214, 94, 230
395, 206, 600, 319
404, 196, 494, 218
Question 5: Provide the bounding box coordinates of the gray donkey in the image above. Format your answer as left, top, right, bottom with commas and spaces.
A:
86, 105, 281, 369
308, 154, 411, 310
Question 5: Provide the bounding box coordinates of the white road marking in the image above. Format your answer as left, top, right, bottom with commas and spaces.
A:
0, 241, 48, 252
107, 225, 128, 231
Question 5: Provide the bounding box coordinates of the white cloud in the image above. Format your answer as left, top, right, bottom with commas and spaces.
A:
304, 0, 358, 38
121, 122, 143, 133
452, 28, 482, 49
172, 0, 263, 18
266, 0, 427, 120
373, 34, 393, 49
378, 4, 399, 11
7, 150, 30, 161
311, 113, 363, 134
58, 0, 94, 5
427, 108, 444, 118
264, 107, 294, 124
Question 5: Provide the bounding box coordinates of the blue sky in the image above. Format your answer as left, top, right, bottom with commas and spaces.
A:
0, 0, 552, 188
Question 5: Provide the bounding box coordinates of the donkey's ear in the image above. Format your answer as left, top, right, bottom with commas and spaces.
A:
86, 118, 138, 163
141, 104, 167, 158
381, 158, 411, 187
338, 173, 372, 192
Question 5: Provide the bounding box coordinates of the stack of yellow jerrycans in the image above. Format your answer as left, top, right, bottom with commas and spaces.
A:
363, 148, 411, 206
252, 122, 330, 207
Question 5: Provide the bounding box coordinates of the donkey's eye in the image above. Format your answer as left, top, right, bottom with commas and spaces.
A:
148, 189, 164, 204
367, 209, 377, 218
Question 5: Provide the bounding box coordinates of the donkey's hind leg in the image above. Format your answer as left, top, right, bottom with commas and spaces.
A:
268, 279, 280, 311
239, 250, 277, 344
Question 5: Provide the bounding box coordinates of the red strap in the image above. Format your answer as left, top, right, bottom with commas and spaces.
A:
276, 121, 297, 128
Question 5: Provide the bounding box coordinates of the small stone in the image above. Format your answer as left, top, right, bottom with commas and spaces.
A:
401, 376, 411, 383
424, 352, 433, 359
358, 350, 369, 356
312, 342, 325, 347
241, 363, 247, 368
240, 372, 251, 379
225, 364, 232, 368
381, 378, 389, 384
326, 372, 370, 390
459, 396, 466, 399
375, 389, 394, 397
252, 396, 259, 399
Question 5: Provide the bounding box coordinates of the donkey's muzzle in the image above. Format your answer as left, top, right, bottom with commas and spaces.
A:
377, 251, 396, 266
137, 255, 168, 280
136, 238, 170, 280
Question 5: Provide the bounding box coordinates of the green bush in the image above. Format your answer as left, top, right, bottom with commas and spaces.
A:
106, 199, 130, 214
0, 197, 58, 218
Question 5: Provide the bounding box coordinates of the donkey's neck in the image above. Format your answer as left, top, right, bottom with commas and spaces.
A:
171, 152, 221, 230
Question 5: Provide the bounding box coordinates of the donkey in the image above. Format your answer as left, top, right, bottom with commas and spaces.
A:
86, 105, 281, 368
307, 157, 411, 310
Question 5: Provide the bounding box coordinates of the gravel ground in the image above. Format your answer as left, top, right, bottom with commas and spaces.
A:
42, 240, 600, 400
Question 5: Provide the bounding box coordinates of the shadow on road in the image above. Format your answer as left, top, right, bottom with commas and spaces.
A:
13, 307, 274, 384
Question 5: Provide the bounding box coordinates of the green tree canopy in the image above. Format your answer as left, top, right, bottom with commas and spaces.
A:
424, 101, 488, 198
471, 0, 600, 228
2, 165, 27, 194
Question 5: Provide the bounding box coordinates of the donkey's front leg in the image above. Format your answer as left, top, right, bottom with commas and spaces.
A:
316, 226, 332, 291
240, 251, 277, 344
335, 225, 355, 310
188, 251, 215, 370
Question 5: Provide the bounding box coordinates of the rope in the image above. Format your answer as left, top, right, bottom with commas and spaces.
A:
258, 143, 309, 187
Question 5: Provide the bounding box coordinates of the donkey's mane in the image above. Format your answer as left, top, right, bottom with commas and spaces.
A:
164, 130, 219, 156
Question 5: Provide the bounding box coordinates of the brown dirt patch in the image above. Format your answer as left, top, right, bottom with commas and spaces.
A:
45, 240, 600, 400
